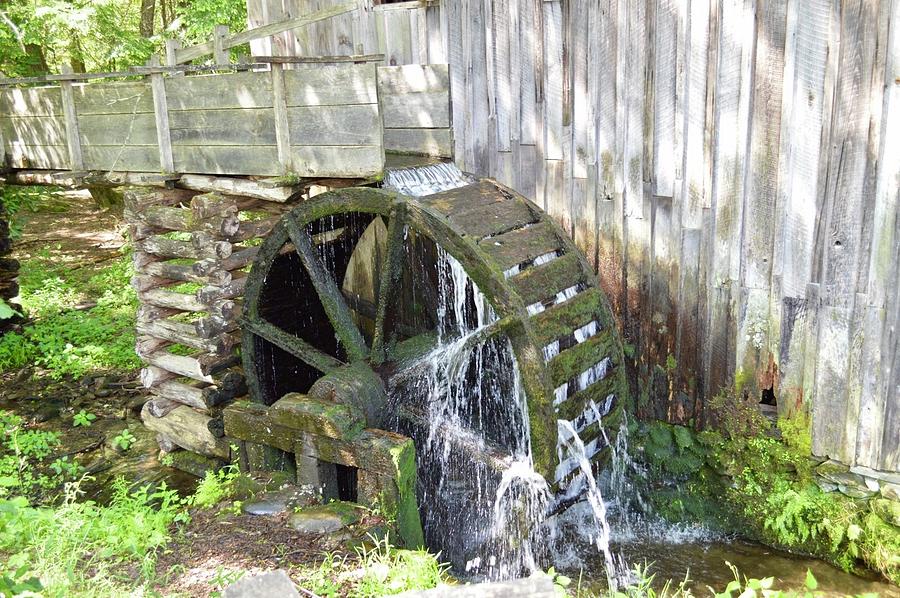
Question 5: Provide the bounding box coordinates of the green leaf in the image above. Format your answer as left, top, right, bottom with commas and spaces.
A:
805, 570, 818, 590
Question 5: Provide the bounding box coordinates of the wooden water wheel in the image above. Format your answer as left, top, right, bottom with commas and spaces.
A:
240, 177, 627, 489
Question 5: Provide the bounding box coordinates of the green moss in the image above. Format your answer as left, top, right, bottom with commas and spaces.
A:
388, 439, 424, 549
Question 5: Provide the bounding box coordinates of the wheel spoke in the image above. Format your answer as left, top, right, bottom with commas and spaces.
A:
242, 316, 344, 374
371, 205, 408, 364
284, 214, 369, 362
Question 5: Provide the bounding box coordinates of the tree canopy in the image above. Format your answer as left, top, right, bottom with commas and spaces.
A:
0, 0, 247, 78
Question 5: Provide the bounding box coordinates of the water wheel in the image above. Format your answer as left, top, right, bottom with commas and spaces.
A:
239, 173, 627, 573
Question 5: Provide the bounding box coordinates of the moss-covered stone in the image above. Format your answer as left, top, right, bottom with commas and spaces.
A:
871, 498, 900, 528
289, 501, 363, 534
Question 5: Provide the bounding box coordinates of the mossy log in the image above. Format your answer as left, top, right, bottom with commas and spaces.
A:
140, 402, 230, 459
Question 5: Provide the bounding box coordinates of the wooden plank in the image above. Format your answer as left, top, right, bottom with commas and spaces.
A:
164, 71, 273, 110
477, 220, 563, 270
542, 0, 563, 161
72, 81, 154, 114
593, 0, 617, 203
172, 144, 382, 178
622, 0, 645, 219
283, 64, 378, 106
736, 0, 787, 382
0, 86, 63, 116
380, 92, 450, 128
213, 25, 231, 65
0, 116, 67, 147
177, 174, 301, 202
382, 128, 451, 157
148, 56, 174, 172
446, 0, 466, 165
653, 0, 677, 197
857, 0, 899, 469
76, 113, 157, 146
772, 0, 831, 410
288, 104, 381, 145
518, 0, 538, 146
493, 0, 512, 152
59, 65, 84, 170
570, 0, 589, 179
376, 63, 449, 93
4, 144, 68, 170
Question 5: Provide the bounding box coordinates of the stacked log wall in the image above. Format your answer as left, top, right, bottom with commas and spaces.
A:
124, 186, 300, 463
265, 0, 900, 473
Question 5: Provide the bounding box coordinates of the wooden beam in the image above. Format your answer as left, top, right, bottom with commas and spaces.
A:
58, 65, 84, 170
147, 55, 175, 173
251, 54, 384, 64
213, 25, 230, 64
174, 4, 357, 64
177, 173, 301, 202
270, 63, 292, 172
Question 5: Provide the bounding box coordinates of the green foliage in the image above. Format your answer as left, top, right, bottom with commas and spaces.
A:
0, 186, 60, 239
0, 0, 248, 78
630, 410, 900, 585
0, 564, 43, 598
0, 477, 185, 596
0, 299, 20, 321
0, 251, 140, 379
72, 410, 96, 427
294, 535, 448, 597
112, 429, 136, 451
778, 410, 813, 456
0, 411, 81, 502
187, 464, 240, 509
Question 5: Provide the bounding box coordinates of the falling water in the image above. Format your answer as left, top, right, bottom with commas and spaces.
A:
384, 162, 473, 197
381, 163, 627, 582
387, 248, 550, 580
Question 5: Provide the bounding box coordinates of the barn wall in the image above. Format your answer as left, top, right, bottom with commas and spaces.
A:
253, 0, 900, 472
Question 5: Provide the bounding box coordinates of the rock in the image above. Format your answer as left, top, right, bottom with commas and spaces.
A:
222, 570, 300, 598
881, 483, 900, 502
242, 487, 306, 516
816, 459, 867, 487
850, 465, 900, 486
838, 484, 875, 499
870, 498, 900, 528
816, 480, 839, 493
863, 477, 880, 493
32, 400, 64, 423
288, 501, 362, 534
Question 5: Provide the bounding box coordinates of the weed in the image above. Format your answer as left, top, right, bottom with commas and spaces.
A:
72, 410, 96, 427
188, 464, 240, 509
112, 430, 137, 451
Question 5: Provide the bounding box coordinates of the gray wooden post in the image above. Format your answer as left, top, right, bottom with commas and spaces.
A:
270, 63, 292, 173
147, 55, 175, 173
59, 65, 84, 170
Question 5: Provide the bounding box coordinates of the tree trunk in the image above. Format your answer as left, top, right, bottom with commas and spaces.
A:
139, 0, 155, 37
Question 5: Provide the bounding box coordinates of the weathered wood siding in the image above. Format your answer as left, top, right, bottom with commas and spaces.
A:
264, 0, 900, 472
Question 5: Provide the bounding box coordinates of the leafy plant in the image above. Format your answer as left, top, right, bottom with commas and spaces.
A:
188, 464, 240, 509
72, 410, 96, 427
0, 410, 77, 501
0, 564, 43, 598
112, 430, 136, 451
